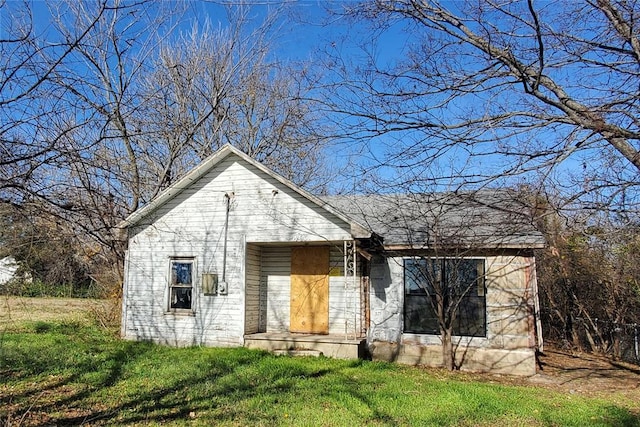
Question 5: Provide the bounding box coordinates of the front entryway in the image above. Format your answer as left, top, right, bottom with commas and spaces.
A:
290, 246, 329, 334
244, 332, 367, 359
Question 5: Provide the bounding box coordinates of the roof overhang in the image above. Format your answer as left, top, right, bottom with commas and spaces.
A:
381, 242, 546, 251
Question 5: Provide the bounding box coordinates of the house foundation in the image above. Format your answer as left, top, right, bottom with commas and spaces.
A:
369, 341, 537, 376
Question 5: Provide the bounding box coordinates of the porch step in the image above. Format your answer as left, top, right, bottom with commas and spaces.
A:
273, 349, 323, 357
244, 333, 367, 359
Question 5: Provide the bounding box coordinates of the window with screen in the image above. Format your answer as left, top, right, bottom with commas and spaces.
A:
404, 258, 486, 337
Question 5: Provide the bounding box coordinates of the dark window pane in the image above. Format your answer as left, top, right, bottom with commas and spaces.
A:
172, 262, 192, 285
404, 295, 439, 334
453, 296, 486, 336
405, 258, 439, 295
170, 287, 192, 309
404, 258, 486, 337
447, 259, 481, 296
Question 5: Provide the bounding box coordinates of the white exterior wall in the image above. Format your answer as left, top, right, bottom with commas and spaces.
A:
122, 154, 355, 346
368, 253, 539, 375
262, 246, 291, 333
259, 245, 362, 336
0, 257, 18, 285
328, 245, 362, 337
245, 244, 262, 334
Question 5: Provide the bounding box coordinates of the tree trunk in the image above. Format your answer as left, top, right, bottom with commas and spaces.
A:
442, 329, 454, 370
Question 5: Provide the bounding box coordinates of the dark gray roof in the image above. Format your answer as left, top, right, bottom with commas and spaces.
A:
321, 191, 545, 249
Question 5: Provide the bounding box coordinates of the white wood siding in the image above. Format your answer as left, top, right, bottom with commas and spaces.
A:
122, 237, 246, 346
130, 156, 353, 244
245, 244, 262, 334
122, 153, 355, 346
258, 244, 361, 336
327, 245, 362, 336
262, 246, 291, 332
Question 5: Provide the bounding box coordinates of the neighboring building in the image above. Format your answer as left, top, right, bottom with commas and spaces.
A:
0, 257, 18, 285
119, 144, 545, 376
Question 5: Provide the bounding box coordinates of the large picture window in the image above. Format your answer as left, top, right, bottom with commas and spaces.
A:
404, 258, 486, 337
169, 258, 194, 311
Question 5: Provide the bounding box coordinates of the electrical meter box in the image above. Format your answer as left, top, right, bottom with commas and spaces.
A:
202, 273, 218, 295
218, 281, 228, 295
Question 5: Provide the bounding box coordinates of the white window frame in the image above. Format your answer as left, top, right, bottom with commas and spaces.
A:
167, 257, 196, 314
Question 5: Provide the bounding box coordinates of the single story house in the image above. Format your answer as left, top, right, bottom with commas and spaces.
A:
119, 144, 545, 375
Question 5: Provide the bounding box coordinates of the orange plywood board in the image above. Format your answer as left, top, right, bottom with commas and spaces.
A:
290, 246, 329, 334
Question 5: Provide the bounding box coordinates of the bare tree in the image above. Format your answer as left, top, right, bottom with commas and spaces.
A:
0, 1, 155, 293
0, 0, 108, 201
323, 0, 639, 213
317, 2, 640, 364
398, 197, 490, 372
327, 189, 540, 370
142, 10, 332, 194
534, 191, 640, 360
2, 1, 336, 294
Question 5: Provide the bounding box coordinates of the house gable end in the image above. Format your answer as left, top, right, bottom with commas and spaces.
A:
120, 144, 372, 240
127, 152, 359, 244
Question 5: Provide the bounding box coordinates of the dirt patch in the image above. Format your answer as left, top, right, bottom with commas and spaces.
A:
529, 346, 640, 396
413, 343, 640, 416
453, 344, 640, 414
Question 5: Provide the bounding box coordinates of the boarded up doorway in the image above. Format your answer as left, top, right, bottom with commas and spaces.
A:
290, 246, 329, 334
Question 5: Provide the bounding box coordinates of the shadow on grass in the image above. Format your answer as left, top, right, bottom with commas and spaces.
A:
52, 349, 332, 425
1, 324, 639, 426
1, 324, 327, 425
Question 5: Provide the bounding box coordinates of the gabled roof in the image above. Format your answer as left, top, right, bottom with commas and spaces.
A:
322, 192, 545, 250
119, 144, 544, 250
118, 144, 374, 239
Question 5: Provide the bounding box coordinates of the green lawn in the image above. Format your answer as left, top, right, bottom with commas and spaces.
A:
0, 321, 638, 426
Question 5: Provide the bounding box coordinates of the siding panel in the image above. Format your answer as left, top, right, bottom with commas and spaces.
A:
245, 244, 262, 334
262, 247, 291, 332
122, 153, 356, 346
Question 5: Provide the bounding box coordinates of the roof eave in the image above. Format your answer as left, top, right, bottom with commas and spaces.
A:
382, 242, 546, 251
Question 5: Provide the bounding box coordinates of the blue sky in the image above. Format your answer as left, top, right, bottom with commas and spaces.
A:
5, 0, 625, 201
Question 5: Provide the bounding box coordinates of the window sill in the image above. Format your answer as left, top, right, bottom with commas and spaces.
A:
165, 310, 196, 317
402, 333, 488, 346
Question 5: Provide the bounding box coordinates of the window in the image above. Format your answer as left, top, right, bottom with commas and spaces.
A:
404, 258, 486, 337
169, 258, 194, 311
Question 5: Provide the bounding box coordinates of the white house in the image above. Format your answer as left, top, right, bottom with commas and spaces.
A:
0, 257, 18, 285
119, 144, 545, 375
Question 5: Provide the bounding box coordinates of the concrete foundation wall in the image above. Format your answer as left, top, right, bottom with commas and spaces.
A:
369, 341, 536, 376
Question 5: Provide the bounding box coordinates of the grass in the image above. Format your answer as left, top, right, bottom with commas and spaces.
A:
0, 296, 115, 327
1, 320, 639, 426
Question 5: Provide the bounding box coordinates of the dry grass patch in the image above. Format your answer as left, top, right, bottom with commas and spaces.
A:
0, 296, 115, 330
